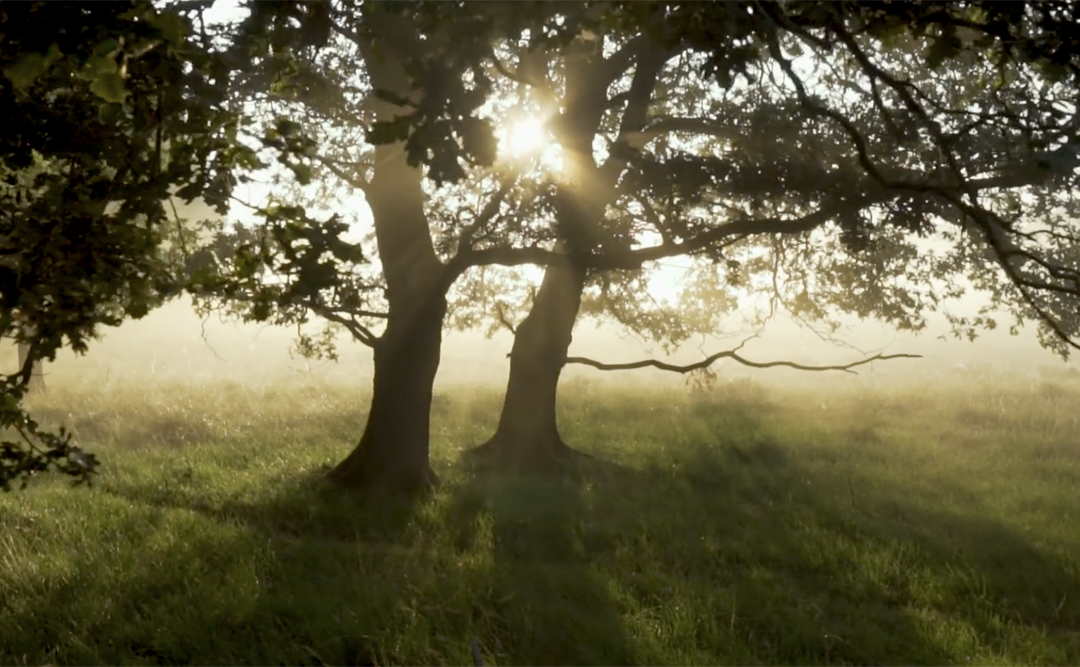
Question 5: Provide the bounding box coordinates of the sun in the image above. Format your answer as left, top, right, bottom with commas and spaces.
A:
498, 115, 564, 175
503, 117, 546, 157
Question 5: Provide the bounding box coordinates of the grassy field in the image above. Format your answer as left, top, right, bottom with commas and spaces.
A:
1, 373, 1078, 666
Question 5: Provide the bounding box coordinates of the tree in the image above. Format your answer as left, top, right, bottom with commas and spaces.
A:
461, 0, 1080, 470
207, 0, 752, 489
196, 0, 651, 493
194, 0, 1080, 488
197, 0, 462, 494
0, 0, 259, 490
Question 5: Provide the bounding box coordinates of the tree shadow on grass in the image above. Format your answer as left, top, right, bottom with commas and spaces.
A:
441, 378, 1080, 665
441, 466, 635, 666
565, 430, 1080, 665
7, 400, 1079, 666
99, 464, 431, 546
7, 467, 474, 666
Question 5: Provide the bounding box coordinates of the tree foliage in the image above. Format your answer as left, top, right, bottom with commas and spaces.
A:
577, 4, 1080, 403
0, 1, 257, 490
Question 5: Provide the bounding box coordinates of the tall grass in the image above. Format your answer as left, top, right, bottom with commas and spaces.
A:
1, 374, 1078, 666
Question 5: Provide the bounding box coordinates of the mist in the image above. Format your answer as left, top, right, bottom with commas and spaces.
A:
16, 292, 1074, 400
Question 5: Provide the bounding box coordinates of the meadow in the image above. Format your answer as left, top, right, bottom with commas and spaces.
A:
1, 368, 1079, 666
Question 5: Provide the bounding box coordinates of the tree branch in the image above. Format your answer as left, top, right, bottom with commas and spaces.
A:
567, 348, 921, 375
759, 15, 1080, 351
452, 194, 882, 275
454, 174, 516, 257
631, 115, 745, 143
311, 153, 370, 195
493, 301, 517, 335
308, 304, 379, 347
488, 52, 558, 109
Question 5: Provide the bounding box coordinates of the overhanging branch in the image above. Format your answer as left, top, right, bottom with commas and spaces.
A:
760, 15, 1080, 352
311, 154, 371, 195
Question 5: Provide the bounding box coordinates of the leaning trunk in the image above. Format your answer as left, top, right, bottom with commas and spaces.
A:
470, 257, 587, 471
17, 342, 44, 395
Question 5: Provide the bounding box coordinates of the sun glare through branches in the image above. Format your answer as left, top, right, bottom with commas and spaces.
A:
497, 115, 564, 175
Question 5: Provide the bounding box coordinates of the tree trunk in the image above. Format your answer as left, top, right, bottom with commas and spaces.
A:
326, 16, 448, 495
327, 288, 445, 494
469, 257, 587, 472
467, 33, 625, 473
17, 341, 45, 395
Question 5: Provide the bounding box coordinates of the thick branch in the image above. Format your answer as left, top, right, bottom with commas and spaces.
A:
489, 52, 558, 108
598, 41, 673, 188
453, 193, 880, 276
632, 115, 745, 143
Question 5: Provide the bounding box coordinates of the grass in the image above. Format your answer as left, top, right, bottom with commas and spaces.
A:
1, 373, 1079, 666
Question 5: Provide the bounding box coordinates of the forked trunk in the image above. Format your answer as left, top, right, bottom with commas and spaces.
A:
469, 257, 587, 472
327, 288, 446, 494
17, 342, 44, 395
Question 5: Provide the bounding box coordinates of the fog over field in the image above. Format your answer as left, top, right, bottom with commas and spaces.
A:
10, 174, 1049, 403
11, 294, 1074, 396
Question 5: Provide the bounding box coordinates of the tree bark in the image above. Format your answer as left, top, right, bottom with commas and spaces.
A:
468, 256, 587, 472
326, 12, 448, 495
326, 288, 445, 494
17, 341, 45, 395
468, 33, 667, 473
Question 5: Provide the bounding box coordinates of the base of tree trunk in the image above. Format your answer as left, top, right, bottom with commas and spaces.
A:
464, 434, 591, 475
325, 449, 439, 498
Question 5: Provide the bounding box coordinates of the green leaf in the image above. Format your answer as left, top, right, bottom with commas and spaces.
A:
365, 114, 415, 145
90, 72, 129, 104
97, 102, 124, 125
93, 38, 120, 59
926, 30, 962, 70
460, 117, 497, 167
4, 43, 64, 90
3, 53, 47, 89
291, 162, 313, 185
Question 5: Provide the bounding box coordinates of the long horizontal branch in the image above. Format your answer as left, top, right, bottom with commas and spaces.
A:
566, 350, 921, 375
452, 195, 874, 275
633, 115, 745, 142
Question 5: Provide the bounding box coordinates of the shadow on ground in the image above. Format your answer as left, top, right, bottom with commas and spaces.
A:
5, 391, 1079, 666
